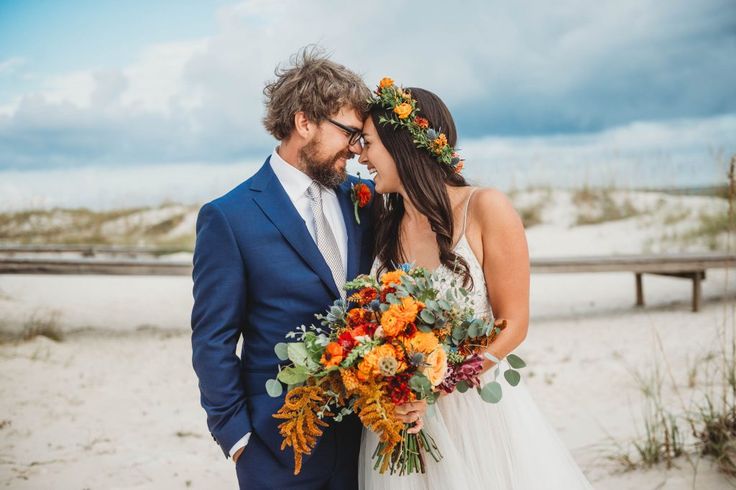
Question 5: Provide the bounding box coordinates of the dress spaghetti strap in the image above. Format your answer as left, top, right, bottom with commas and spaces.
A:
459, 187, 479, 238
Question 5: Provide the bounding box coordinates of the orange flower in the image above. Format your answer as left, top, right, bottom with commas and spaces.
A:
346, 308, 368, 326
405, 330, 439, 355
380, 270, 405, 287
355, 183, 371, 207
341, 368, 362, 392
433, 133, 448, 150
393, 102, 412, 119
454, 161, 465, 174
414, 116, 429, 129
320, 342, 344, 367
423, 347, 448, 386
380, 308, 402, 338
357, 344, 400, 381
379, 77, 394, 89
380, 297, 423, 337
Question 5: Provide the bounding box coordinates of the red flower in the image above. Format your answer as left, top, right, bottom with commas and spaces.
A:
380, 286, 396, 303
414, 116, 429, 129
351, 181, 372, 224
355, 183, 371, 207
350, 287, 378, 306
338, 331, 357, 351
387, 372, 413, 405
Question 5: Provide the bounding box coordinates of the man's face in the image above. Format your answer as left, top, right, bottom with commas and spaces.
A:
299, 106, 364, 188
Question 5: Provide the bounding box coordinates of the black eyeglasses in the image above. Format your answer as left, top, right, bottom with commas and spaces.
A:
326, 118, 362, 146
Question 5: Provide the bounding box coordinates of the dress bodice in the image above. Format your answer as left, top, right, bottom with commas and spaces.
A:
369, 187, 493, 319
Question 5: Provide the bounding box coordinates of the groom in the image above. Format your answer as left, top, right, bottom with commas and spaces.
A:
191, 49, 375, 489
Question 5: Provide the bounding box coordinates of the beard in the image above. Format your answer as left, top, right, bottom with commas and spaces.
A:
299, 137, 352, 188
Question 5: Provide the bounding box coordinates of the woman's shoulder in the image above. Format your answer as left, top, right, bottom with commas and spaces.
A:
469, 187, 516, 213
468, 186, 523, 230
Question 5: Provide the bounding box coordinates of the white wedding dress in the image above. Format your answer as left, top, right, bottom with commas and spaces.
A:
359, 191, 593, 490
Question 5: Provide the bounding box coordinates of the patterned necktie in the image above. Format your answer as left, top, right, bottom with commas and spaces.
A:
306, 181, 346, 297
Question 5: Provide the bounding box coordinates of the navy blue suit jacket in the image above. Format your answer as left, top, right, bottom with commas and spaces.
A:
191, 157, 375, 470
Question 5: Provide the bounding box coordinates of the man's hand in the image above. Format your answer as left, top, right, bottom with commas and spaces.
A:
232, 446, 245, 463
394, 399, 428, 434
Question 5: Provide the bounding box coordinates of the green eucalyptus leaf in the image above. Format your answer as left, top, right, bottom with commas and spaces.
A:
265, 378, 283, 398
277, 365, 309, 385
420, 309, 435, 324
409, 372, 432, 398
479, 381, 503, 403
274, 342, 289, 361
504, 369, 521, 386
507, 354, 527, 369
456, 380, 469, 393
287, 343, 309, 366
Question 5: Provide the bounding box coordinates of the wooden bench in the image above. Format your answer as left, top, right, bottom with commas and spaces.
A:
531, 253, 736, 312
0, 251, 734, 312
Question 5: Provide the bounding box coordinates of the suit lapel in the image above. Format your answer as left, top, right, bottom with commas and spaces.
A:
251, 158, 341, 298
336, 180, 361, 282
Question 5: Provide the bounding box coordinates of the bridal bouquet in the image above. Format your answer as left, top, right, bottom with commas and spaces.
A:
265, 264, 526, 475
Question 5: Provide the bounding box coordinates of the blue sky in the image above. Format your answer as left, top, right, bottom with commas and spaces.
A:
0, 0, 734, 176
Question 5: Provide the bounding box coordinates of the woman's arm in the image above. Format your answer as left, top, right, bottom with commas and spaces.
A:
473, 188, 530, 371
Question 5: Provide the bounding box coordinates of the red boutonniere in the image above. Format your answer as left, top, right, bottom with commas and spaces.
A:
350, 175, 372, 224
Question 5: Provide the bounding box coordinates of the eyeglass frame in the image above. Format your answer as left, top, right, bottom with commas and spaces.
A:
326, 118, 363, 146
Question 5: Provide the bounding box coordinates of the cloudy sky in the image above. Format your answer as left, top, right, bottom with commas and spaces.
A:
0, 0, 734, 207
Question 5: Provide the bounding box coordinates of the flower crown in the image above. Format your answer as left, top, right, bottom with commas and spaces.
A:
369, 77, 464, 173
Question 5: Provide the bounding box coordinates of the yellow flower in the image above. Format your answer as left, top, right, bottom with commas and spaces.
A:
423, 347, 448, 386
379, 77, 394, 89
380, 270, 405, 286
393, 102, 413, 119
405, 331, 439, 355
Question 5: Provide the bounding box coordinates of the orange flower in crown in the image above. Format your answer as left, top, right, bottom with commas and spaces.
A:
370, 77, 465, 173
393, 102, 413, 119
379, 77, 394, 89
414, 116, 429, 129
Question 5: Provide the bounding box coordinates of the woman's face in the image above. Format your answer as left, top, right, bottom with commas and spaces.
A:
358, 117, 403, 194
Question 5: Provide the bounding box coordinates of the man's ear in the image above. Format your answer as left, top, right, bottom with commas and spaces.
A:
293, 111, 313, 140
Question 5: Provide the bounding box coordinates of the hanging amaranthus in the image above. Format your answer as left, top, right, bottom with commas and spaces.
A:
272, 385, 330, 475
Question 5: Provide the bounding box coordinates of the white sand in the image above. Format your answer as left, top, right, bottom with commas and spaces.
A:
1, 189, 734, 488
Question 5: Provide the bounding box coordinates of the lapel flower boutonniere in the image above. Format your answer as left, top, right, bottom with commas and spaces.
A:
350, 174, 372, 224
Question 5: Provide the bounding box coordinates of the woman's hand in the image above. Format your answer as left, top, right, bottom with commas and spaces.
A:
394, 399, 428, 434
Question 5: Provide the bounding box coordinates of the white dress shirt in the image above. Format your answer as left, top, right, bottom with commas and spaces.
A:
229, 148, 348, 459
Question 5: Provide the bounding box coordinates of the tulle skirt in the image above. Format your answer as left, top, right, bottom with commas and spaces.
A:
359, 361, 593, 489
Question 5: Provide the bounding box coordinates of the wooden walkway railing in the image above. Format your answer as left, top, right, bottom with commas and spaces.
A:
0, 249, 733, 312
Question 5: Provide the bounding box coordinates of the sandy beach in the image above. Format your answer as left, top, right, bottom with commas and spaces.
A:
1, 188, 734, 489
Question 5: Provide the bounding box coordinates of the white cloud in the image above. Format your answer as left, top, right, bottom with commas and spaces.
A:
0, 0, 733, 169
0, 57, 26, 76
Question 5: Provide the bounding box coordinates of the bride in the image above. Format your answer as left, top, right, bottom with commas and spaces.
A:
356, 80, 592, 489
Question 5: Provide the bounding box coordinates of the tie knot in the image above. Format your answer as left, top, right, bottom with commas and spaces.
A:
307, 181, 323, 204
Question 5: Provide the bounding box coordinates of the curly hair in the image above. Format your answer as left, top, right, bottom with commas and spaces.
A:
263, 46, 371, 140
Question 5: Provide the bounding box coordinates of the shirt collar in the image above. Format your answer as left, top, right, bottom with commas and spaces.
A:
270, 147, 313, 201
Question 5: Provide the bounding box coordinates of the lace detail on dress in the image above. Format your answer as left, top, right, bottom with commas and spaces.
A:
369, 187, 492, 318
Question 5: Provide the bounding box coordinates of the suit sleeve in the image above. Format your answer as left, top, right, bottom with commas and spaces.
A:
191, 201, 252, 458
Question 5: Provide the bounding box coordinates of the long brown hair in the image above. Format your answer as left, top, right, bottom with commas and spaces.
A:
372, 87, 473, 287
